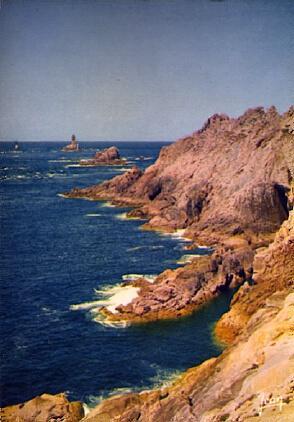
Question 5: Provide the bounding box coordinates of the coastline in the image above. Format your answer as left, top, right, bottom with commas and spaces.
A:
2, 106, 293, 421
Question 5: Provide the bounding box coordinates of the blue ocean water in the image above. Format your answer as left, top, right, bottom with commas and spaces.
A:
0, 142, 231, 408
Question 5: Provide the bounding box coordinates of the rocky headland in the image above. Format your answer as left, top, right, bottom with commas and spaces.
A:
3, 106, 293, 421
65, 106, 293, 325
79, 146, 126, 166
66, 107, 293, 240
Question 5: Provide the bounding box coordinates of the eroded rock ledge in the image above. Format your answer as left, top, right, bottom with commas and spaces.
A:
100, 243, 255, 324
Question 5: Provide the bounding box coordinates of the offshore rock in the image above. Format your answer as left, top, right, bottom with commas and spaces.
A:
79, 146, 126, 166
1, 393, 84, 422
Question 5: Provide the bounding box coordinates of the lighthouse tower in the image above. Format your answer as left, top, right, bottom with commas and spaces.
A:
61, 134, 79, 152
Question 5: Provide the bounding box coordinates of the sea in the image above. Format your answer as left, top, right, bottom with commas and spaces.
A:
0, 141, 232, 408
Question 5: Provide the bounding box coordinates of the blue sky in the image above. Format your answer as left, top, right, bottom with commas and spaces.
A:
0, 0, 293, 141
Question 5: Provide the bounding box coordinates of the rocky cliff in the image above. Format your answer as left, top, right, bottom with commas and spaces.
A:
66, 106, 293, 245
4, 106, 293, 421
215, 211, 294, 344
65, 106, 293, 325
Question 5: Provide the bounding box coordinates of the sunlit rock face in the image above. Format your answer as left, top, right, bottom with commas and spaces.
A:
1, 393, 84, 422
66, 106, 293, 242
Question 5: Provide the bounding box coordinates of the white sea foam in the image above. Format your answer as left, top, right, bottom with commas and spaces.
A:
65, 164, 83, 168
176, 254, 203, 264
71, 284, 140, 316
127, 246, 144, 251
134, 156, 153, 161
83, 403, 91, 416
92, 315, 130, 328
70, 300, 103, 311
147, 365, 182, 389
115, 212, 144, 221
48, 159, 73, 163
101, 201, 116, 208
84, 367, 181, 408
115, 212, 128, 220
126, 245, 163, 252
113, 167, 132, 172
85, 387, 133, 408
85, 213, 102, 217
122, 274, 156, 283
161, 229, 191, 242
94, 284, 140, 313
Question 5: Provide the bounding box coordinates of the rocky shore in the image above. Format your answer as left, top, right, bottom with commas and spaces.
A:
65, 106, 293, 325
79, 146, 126, 166
66, 107, 293, 242
80, 213, 294, 422
3, 106, 293, 421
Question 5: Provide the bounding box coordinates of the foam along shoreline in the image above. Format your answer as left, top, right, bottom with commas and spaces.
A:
84, 367, 182, 409
101, 201, 116, 208
65, 164, 84, 168
160, 229, 192, 242
176, 254, 204, 264
116, 212, 147, 221
71, 284, 140, 317
122, 274, 157, 283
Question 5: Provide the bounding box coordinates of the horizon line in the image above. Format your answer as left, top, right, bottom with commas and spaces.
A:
0, 139, 171, 143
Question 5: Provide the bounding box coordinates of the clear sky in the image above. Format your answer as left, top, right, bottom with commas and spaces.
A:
0, 0, 293, 142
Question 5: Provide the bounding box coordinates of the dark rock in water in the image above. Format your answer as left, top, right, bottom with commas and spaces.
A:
1, 393, 84, 421
80, 146, 127, 166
